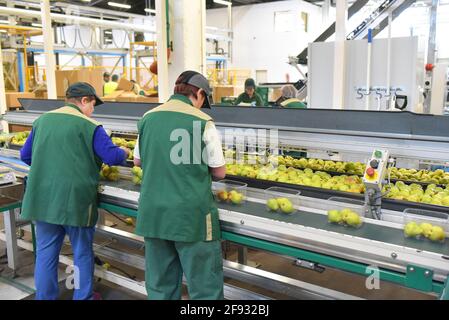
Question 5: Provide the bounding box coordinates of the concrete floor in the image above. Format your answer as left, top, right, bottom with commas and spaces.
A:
0, 212, 438, 300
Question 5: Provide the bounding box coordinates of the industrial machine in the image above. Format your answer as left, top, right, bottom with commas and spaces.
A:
1, 98, 449, 300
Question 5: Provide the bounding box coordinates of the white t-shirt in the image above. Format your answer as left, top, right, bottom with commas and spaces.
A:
133, 121, 225, 168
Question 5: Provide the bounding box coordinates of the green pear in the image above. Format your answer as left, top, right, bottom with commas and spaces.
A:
420, 223, 433, 238
267, 198, 279, 211
341, 209, 353, 222
229, 191, 244, 204
429, 226, 446, 242
404, 222, 422, 237
327, 210, 342, 224
345, 212, 362, 227
279, 199, 294, 214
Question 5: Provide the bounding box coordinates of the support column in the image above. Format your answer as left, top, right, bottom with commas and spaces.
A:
156, 0, 170, 102
41, 0, 57, 99
0, 40, 7, 115
167, 0, 206, 90
423, 0, 439, 114
322, 0, 330, 26
332, 0, 347, 109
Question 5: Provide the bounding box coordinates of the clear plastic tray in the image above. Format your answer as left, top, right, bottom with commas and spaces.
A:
212, 179, 247, 205
325, 199, 365, 228
264, 186, 301, 214
403, 208, 448, 242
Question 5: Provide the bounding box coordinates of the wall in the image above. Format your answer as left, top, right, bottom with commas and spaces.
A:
206, 0, 323, 83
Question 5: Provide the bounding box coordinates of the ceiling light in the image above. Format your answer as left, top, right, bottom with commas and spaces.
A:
107, 2, 131, 9
104, 30, 112, 34
144, 8, 156, 14
32, 23, 42, 27
81, 0, 92, 2
213, 0, 232, 6
0, 20, 10, 24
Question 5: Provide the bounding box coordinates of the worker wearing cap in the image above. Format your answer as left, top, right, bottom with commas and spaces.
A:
103, 72, 111, 83
20, 82, 130, 300
276, 85, 307, 109
103, 74, 119, 96
234, 78, 264, 107
133, 70, 226, 300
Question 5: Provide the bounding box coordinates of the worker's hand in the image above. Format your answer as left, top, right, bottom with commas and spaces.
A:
120, 146, 131, 157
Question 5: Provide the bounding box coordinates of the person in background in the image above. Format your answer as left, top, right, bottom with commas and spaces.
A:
20, 82, 130, 300
103, 72, 111, 84
133, 70, 226, 300
103, 74, 119, 96
130, 80, 145, 96
234, 78, 264, 107
276, 85, 307, 109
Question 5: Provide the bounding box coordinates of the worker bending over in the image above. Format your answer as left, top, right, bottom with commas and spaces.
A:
20, 82, 130, 300
234, 78, 264, 107
275, 85, 306, 109
134, 71, 226, 300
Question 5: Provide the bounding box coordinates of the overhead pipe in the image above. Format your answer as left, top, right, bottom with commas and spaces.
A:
0, 6, 155, 33
365, 28, 373, 110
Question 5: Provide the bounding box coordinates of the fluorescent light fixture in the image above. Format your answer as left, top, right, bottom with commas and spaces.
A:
31, 23, 42, 27
0, 30, 7, 33
108, 2, 131, 9
104, 31, 113, 34
0, 20, 10, 24
144, 8, 156, 14
213, 0, 232, 6
81, 0, 92, 2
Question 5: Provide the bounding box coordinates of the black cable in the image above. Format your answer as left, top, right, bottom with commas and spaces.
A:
94, 256, 136, 280
103, 209, 134, 226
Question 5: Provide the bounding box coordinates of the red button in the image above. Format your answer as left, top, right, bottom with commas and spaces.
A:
366, 167, 375, 177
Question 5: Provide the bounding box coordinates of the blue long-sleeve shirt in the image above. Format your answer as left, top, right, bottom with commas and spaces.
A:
20, 126, 127, 166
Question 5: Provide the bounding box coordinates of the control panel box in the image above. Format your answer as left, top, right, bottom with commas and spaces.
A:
363, 149, 390, 189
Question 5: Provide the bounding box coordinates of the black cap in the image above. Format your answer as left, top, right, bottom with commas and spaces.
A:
245, 78, 256, 89
66, 82, 103, 107
176, 70, 213, 109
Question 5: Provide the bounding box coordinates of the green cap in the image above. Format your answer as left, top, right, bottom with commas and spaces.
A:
66, 82, 103, 106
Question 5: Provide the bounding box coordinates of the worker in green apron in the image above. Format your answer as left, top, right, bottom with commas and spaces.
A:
134, 71, 226, 300
276, 85, 307, 109
20, 83, 130, 300
234, 78, 264, 107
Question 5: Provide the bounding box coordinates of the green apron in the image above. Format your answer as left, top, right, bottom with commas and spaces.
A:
234, 92, 264, 106
21, 104, 102, 227
137, 95, 224, 299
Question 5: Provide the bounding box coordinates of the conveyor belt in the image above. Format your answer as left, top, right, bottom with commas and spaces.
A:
217, 201, 449, 256
226, 175, 449, 214
100, 179, 141, 193
100, 179, 449, 256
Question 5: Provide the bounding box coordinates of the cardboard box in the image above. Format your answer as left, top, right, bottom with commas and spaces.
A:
5, 92, 36, 109
213, 85, 240, 104
56, 69, 104, 98
269, 88, 283, 102
117, 78, 134, 92
115, 94, 159, 103
101, 90, 125, 101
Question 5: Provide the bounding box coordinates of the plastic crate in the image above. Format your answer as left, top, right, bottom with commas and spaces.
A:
212, 179, 247, 205
326, 199, 365, 228
264, 186, 301, 214
403, 208, 448, 242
